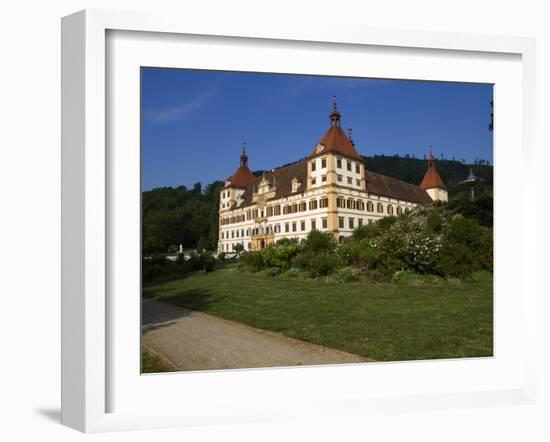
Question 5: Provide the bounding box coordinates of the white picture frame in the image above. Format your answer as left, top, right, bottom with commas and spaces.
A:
61, 9, 537, 433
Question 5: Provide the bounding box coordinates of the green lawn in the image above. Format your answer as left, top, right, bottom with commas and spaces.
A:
142, 349, 177, 373
143, 267, 493, 362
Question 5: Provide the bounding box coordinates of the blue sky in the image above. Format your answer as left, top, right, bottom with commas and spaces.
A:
141, 68, 493, 190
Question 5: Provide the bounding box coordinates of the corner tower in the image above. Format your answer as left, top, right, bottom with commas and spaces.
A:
420, 149, 448, 202
220, 145, 255, 212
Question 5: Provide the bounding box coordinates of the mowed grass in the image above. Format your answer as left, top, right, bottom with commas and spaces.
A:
143, 267, 493, 362
142, 349, 177, 373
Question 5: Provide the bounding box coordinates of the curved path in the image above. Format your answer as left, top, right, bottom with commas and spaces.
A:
142, 298, 369, 372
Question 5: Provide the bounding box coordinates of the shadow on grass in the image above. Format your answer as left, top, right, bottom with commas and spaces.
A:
142, 288, 222, 329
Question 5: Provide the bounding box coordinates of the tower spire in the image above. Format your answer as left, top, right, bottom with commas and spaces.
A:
428, 145, 434, 168
329, 95, 341, 127
240, 142, 248, 167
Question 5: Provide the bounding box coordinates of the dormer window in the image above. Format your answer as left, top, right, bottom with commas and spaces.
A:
291, 177, 301, 193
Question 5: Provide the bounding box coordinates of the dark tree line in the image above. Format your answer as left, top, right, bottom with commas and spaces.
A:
364, 155, 493, 198
142, 181, 223, 254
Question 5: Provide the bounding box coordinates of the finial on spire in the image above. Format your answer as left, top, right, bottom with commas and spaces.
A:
240, 142, 249, 168
329, 95, 341, 127
427, 146, 435, 168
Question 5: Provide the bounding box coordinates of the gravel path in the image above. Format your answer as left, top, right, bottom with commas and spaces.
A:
142, 298, 369, 371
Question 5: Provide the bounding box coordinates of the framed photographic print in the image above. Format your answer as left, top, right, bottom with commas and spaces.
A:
61, 9, 537, 433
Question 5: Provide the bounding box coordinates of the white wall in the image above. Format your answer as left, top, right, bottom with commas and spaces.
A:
1, 1, 549, 441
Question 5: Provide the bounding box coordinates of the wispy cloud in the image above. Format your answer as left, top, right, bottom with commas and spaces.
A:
143, 89, 216, 123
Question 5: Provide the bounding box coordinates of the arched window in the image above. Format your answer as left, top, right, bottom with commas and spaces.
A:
387, 205, 394, 215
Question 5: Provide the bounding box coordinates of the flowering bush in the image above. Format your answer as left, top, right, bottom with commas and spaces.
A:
237, 205, 492, 282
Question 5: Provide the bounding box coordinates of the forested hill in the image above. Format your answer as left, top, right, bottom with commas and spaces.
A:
363, 155, 493, 197
142, 181, 223, 254
142, 155, 492, 254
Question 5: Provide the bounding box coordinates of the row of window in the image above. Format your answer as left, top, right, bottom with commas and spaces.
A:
311, 175, 362, 187
221, 198, 329, 225
338, 216, 374, 230
220, 218, 331, 239
221, 213, 393, 240
221, 198, 408, 226
311, 157, 361, 174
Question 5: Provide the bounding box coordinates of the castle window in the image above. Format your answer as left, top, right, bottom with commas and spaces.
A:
368, 219, 373, 224
320, 198, 329, 208
347, 161, 352, 171
356, 179, 361, 187
309, 199, 318, 210
336, 197, 345, 208
337, 157, 342, 168
322, 217, 328, 229
396, 207, 402, 215
367, 201, 374, 212
267, 206, 273, 217
292, 222, 297, 232
387, 205, 394, 215
285, 223, 290, 233
338, 217, 344, 229
321, 157, 327, 168
311, 178, 316, 186
377, 203, 384, 213
248, 242, 251, 250
274, 205, 281, 216
236, 230, 239, 238
347, 176, 352, 185
291, 203, 298, 213
358, 218, 363, 227
346, 198, 355, 209
231, 231, 235, 238
299, 202, 307, 212
311, 219, 316, 230
355, 163, 360, 174
311, 160, 316, 172
321, 175, 327, 183
357, 200, 365, 211
337, 174, 343, 182
241, 229, 244, 237
301, 221, 306, 231
349, 218, 355, 229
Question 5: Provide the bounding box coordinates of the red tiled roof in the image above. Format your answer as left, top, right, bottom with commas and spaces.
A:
420, 159, 447, 190
309, 125, 363, 161
227, 150, 255, 189
366, 170, 433, 204
228, 166, 255, 189
235, 159, 432, 207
